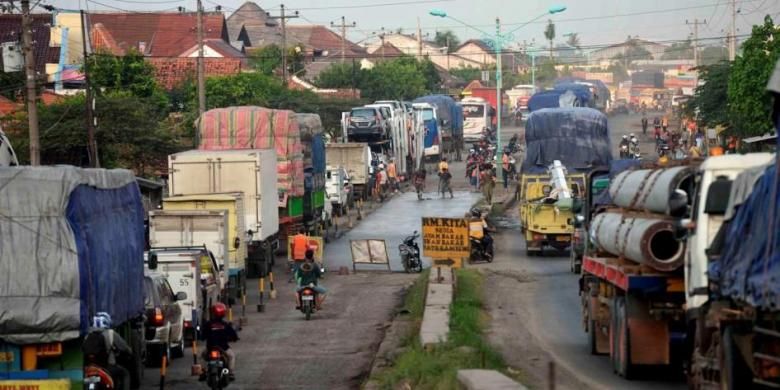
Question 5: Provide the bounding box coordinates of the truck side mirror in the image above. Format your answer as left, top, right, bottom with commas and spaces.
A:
175, 291, 188, 301
234, 236, 241, 249
148, 252, 158, 270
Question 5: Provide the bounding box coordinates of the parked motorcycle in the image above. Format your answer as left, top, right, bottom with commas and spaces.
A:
399, 231, 423, 273
205, 347, 231, 390
469, 235, 494, 263
298, 281, 319, 321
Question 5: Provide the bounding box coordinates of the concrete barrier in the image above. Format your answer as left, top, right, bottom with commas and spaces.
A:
420, 266, 454, 347
457, 369, 527, 390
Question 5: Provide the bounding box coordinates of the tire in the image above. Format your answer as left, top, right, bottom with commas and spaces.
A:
616, 297, 635, 379
414, 260, 423, 273
720, 326, 752, 389
304, 302, 312, 321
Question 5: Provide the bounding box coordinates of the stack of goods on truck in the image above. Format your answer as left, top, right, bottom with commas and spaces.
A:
197, 106, 303, 239
0, 166, 146, 388
295, 113, 328, 233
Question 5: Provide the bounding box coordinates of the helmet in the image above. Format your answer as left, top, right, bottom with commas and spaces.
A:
470, 207, 481, 218
92, 312, 112, 330
629, 133, 635, 138
622, 135, 628, 140
211, 303, 227, 319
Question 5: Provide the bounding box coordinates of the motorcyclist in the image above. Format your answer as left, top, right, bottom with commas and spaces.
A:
653, 117, 661, 138
468, 208, 494, 259
82, 313, 133, 390
295, 249, 326, 310
619, 135, 630, 158
201, 303, 239, 381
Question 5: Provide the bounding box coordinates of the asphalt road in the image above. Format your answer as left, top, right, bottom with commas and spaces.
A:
478, 113, 685, 389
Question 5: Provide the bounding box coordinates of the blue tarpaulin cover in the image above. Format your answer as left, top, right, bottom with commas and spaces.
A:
554, 83, 593, 106
527, 90, 565, 112
0, 167, 145, 344
710, 163, 780, 309
522, 107, 612, 174
413, 95, 464, 136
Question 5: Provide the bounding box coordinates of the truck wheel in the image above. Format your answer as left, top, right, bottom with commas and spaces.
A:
585, 298, 600, 355
616, 297, 635, 379
609, 297, 620, 374
720, 326, 752, 389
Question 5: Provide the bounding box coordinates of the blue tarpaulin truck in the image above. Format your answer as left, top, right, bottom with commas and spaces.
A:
0, 166, 147, 389
413, 95, 463, 160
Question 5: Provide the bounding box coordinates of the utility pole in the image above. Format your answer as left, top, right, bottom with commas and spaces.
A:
21, 0, 39, 165
378, 27, 387, 59
80, 10, 98, 167
494, 17, 503, 155
330, 16, 355, 63
267, 4, 299, 82
446, 36, 450, 69
196, 0, 206, 117
686, 19, 706, 68
728, 0, 737, 61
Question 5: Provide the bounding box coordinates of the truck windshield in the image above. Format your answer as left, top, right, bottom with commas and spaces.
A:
418, 109, 434, 121
463, 105, 485, 118
351, 108, 376, 118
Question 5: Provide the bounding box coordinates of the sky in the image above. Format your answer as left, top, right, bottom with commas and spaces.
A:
50, 0, 780, 49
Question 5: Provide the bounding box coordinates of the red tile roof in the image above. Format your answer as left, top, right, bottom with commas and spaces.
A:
287, 25, 366, 58
87, 12, 228, 57
0, 95, 21, 116
147, 58, 243, 89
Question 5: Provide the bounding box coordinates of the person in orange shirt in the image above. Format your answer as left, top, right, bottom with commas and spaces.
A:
289, 230, 308, 282
386, 158, 398, 193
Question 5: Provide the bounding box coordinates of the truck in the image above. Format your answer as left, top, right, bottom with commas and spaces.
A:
519, 107, 611, 255
197, 106, 305, 251
466, 87, 510, 119
413, 95, 464, 160
577, 154, 774, 381
412, 102, 442, 160
461, 97, 493, 142
144, 246, 222, 341
367, 102, 411, 176
296, 113, 329, 235
0, 166, 146, 388
151, 201, 248, 299
168, 149, 279, 278
326, 142, 372, 200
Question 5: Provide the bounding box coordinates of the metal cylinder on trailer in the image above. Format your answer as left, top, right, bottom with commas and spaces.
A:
609, 166, 695, 216
591, 212, 684, 272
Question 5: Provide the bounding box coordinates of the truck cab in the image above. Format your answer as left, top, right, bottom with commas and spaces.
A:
0, 129, 18, 167
684, 153, 775, 313
412, 102, 440, 158
326, 165, 352, 215
461, 97, 491, 142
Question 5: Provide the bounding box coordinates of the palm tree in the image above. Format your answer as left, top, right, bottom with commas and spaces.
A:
544, 20, 556, 61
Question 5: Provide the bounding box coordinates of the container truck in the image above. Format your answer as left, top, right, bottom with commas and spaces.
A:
296, 113, 328, 235
578, 154, 774, 381
326, 142, 371, 200
412, 102, 442, 160
466, 87, 510, 119
519, 107, 611, 255
0, 166, 146, 389
168, 149, 279, 278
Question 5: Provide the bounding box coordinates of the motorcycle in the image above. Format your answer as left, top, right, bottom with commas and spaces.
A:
298, 280, 319, 321
469, 234, 494, 263
399, 231, 423, 273
205, 347, 231, 390
619, 144, 629, 158
84, 365, 114, 390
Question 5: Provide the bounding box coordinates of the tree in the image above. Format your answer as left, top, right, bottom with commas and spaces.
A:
87, 49, 169, 113
565, 33, 580, 49
314, 56, 441, 100
611, 37, 652, 69
607, 62, 629, 83
544, 20, 556, 60
248, 45, 282, 76
686, 61, 731, 128
661, 38, 694, 60
450, 67, 482, 82
315, 62, 365, 89
434, 30, 460, 53
727, 15, 780, 137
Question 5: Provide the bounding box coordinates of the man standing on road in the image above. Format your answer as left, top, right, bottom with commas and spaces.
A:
641, 116, 648, 135
439, 167, 453, 198
386, 159, 399, 193
501, 151, 510, 191
480, 165, 495, 204
438, 157, 448, 174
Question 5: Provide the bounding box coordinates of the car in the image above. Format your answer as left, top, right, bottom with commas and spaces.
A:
143, 270, 187, 367
347, 106, 386, 141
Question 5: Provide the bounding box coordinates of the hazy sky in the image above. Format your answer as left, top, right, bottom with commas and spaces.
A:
50, 0, 780, 49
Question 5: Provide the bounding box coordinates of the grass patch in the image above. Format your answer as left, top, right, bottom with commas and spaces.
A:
372, 269, 517, 390
402, 269, 429, 321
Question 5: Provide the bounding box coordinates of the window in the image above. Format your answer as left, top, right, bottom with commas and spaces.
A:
351, 108, 376, 118
463, 104, 485, 118
419, 109, 434, 121
156, 278, 173, 305
144, 277, 155, 307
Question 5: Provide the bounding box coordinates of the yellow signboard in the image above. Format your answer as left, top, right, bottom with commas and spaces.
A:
422, 217, 470, 260
0, 379, 71, 390
286, 236, 324, 262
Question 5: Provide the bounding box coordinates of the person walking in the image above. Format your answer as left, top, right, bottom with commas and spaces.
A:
501, 151, 510, 191
439, 167, 454, 198
386, 159, 399, 193
480, 165, 495, 204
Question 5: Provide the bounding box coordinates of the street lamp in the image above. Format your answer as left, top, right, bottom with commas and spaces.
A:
430, 5, 566, 155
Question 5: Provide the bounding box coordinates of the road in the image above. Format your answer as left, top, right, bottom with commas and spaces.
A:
142, 185, 479, 389
479, 113, 685, 389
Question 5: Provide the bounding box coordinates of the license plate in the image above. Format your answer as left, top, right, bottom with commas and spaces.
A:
556, 236, 570, 242
0, 352, 13, 362
302, 295, 314, 301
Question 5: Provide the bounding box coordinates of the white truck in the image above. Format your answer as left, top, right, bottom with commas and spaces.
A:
326, 143, 371, 200
168, 149, 279, 278
326, 165, 352, 215
145, 246, 221, 341
460, 97, 492, 142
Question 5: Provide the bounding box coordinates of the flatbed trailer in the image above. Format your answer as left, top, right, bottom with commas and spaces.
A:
580, 255, 686, 379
